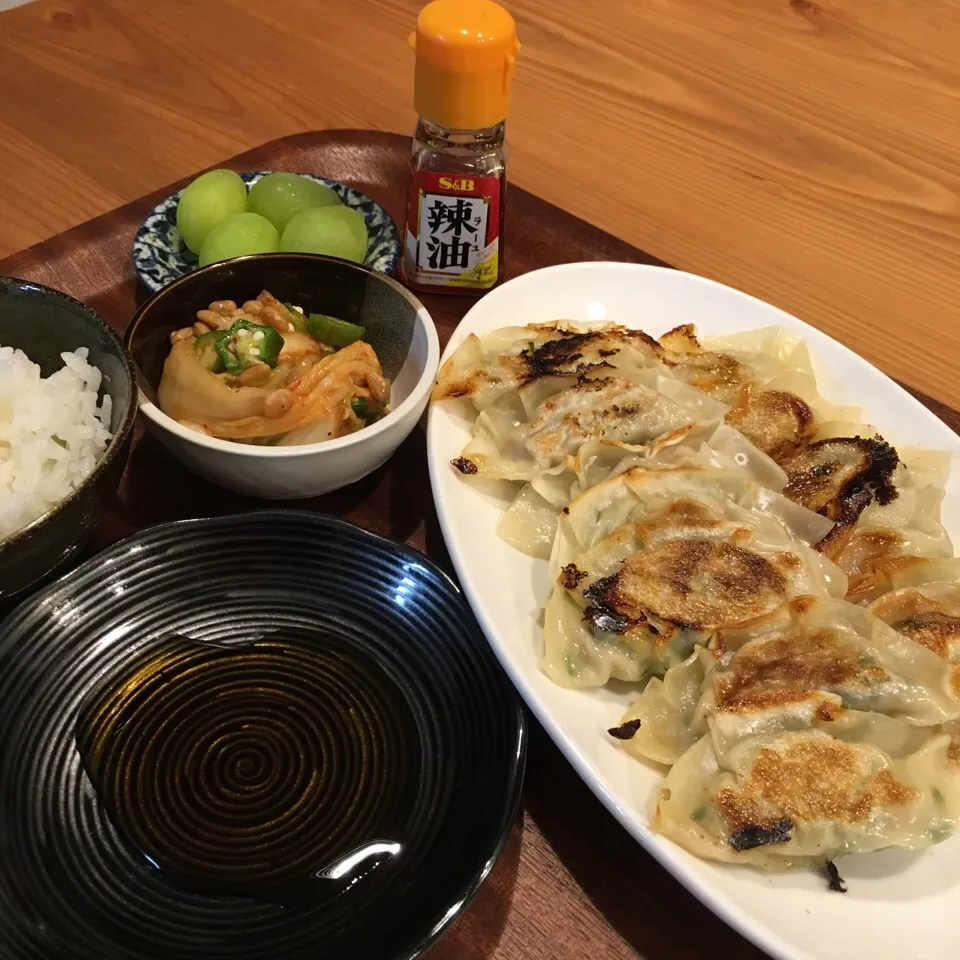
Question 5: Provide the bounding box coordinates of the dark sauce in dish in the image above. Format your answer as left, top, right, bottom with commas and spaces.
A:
76, 634, 416, 906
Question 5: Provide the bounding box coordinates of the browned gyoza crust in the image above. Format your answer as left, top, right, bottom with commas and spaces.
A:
724, 386, 816, 461
658, 323, 702, 354
581, 538, 798, 641
870, 585, 960, 660
782, 436, 900, 555
432, 324, 663, 401
518, 328, 662, 381
665, 351, 750, 401
525, 377, 667, 462
710, 624, 889, 714
658, 323, 751, 401
891, 611, 960, 659
717, 736, 918, 850
655, 328, 903, 553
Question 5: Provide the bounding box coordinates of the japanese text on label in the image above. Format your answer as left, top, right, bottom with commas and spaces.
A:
417, 194, 489, 273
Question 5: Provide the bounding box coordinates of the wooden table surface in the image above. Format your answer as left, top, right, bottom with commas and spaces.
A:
1, 0, 959, 407
2, 2, 959, 958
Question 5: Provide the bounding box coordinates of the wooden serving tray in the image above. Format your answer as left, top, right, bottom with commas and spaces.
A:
2, 130, 957, 960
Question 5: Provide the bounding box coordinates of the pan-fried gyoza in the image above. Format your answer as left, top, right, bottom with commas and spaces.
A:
430, 319, 959, 878
432, 322, 665, 408
541, 466, 841, 686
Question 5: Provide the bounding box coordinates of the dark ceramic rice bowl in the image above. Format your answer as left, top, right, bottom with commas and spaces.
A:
0, 276, 137, 601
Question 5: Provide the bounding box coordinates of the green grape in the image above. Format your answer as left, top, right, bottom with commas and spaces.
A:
280, 206, 368, 262
248, 173, 339, 232
198, 213, 280, 266
176, 169, 248, 254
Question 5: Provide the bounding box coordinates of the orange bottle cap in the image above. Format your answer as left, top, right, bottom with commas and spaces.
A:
411, 0, 519, 130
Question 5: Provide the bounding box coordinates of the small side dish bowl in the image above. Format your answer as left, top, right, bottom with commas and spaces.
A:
124, 253, 439, 499
0, 277, 137, 600
132, 171, 401, 292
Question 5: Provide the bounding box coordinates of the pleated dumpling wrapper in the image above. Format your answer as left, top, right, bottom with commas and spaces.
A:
433, 320, 666, 410
616, 596, 960, 767
653, 716, 960, 869
451, 369, 726, 483
660, 324, 859, 462
541, 466, 843, 688
834, 448, 955, 600
868, 557, 960, 663
497, 421, 787, 560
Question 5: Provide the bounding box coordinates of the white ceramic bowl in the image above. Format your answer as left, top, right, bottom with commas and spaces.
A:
124, 253, 439, 498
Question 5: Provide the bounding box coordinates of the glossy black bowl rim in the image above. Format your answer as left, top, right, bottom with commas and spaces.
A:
0, 510, 528, 960
0, 276, 139, 551
121, 253, 440, 458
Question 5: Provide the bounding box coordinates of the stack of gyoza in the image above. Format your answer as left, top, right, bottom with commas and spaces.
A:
433, 320, 960, 873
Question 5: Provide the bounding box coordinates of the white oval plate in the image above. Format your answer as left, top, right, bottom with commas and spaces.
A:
426, 262, 960, 960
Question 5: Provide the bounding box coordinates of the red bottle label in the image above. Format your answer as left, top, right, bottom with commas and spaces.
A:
402, 172, 501, 289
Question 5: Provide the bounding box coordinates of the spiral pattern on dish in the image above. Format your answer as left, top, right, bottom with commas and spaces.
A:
0, 512, 525, 960
77, 635, 419, 897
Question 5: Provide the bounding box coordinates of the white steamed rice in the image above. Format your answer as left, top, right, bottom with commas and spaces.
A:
0, 345, 113, 539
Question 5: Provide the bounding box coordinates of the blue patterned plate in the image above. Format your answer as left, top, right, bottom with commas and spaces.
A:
132, 172, 401, 292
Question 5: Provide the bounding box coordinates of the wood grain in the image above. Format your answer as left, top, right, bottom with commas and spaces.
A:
1, 0, 959, 408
